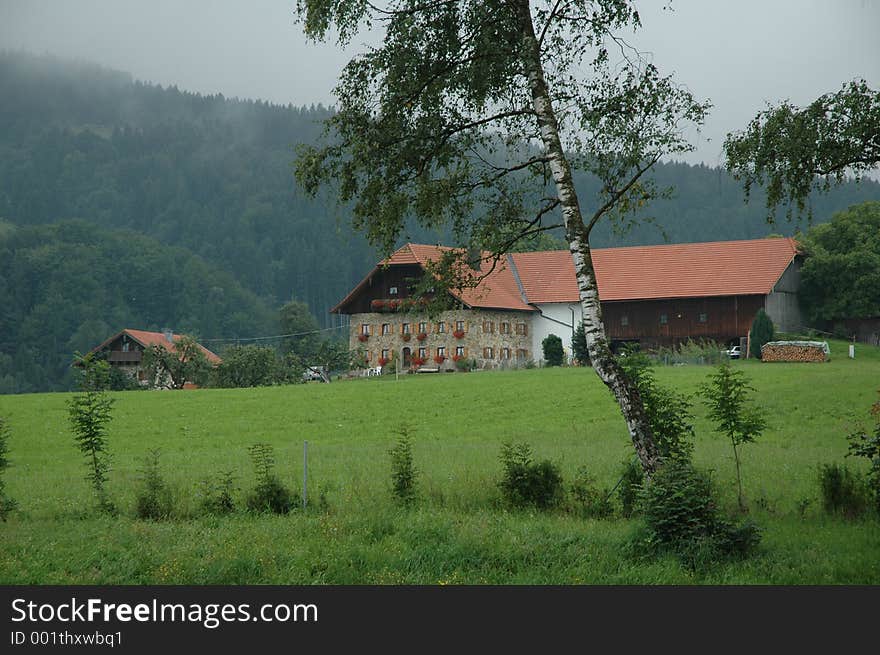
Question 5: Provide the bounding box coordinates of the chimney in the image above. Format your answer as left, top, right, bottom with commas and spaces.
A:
162, 328, 174, 344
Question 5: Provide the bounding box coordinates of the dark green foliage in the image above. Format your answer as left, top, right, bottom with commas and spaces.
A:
725, 79, 880, 221
498, 443, 564, 510
572, 324, 590, 366
388, 425, 418, 505
749, 309, 775, 359
846, 396, 880, 514
246, 443, 296, 514
279, 300, 322, 359
0, 220, 276, 393
134, 449, 173, 520
199, 471, 237, 516
67, 353, 115, 513
617, 458, 645, 518
818, 463, 868, 518
619, 349, 694, 461
212, 345, 296, 388
0, 417, 15, 520
799, 202, 880, 323
636, 459, 761, 565
568, 467, 613, 519
700, 363, 766, 511
141, 334, 212, 389
541, 334, 565, 367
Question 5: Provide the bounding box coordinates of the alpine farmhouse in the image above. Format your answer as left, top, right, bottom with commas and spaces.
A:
332, 237, 802, 369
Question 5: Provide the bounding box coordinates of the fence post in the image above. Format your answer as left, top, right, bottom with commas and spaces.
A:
302, 440, 308, 509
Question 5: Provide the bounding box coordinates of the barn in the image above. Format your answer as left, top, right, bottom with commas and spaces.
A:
332, 237, 801, 368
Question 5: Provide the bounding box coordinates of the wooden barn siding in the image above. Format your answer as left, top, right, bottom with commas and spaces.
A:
342, 265, 429, 314
602, 295, 766, 345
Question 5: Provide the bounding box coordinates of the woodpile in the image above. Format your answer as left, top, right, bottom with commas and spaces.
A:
760, 340, 829, 363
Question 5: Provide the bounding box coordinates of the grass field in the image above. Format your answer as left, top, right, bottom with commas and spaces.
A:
1, 339, 878, 584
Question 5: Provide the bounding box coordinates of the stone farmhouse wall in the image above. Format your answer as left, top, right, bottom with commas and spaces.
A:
348, 309, 534, 371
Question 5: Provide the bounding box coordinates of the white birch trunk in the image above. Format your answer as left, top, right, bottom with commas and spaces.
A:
515, 0, 661, 475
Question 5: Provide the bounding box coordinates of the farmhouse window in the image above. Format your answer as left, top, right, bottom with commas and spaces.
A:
381, 323, 390, 335
418, 347, 427, 359
437, 321, 446, 333
455, 320, 465, 332
698, 313, 708, 323
659, 314, 668, 325
456, 345, 465, 356
483, 321, 495, 334
402, 322, 411, 334
483, 346, 494, 359
515, 322, 528, 336
361, 324, 371, 336
366, 351, 372, 361
122, 341, 130, 352
516, 348, 528, 359
389, 286, 398, 295
437, 346, 446, 357
500, 322, 510, 334
502, 347, 511, 359
381, 349, 389, 360
621, 315, 629, 327
418, 321, 428, 333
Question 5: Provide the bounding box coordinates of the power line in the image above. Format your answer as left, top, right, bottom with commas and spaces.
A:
200, 324, 348, 344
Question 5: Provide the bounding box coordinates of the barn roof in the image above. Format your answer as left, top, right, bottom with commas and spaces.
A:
510, 237, 799, 303
333, 237, 800, 312
90, 329, 222, 364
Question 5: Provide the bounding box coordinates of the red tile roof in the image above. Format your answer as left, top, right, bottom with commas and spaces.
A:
332, 244, 534, 313
510, 237, 799, 303
91, 329, 222, 364
335, 238, 799, 312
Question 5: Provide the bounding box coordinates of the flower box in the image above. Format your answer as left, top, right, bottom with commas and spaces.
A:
412, 356, 426, 367
416, 332, 428, 341
357, 334, 369, 342
453, 329, 465, 339
452, 354, 463, 362
402, 333, 411, 342
377, 356, 389, 366
370, 299, 386, 311
433, 354, 446, 364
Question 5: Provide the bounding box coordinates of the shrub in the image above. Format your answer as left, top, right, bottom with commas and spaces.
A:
246, 443, 297, 514
498, 442, 564, 509
619, 348, 694, 461
617, 458, 644, 518
542, 334, 564, 366
572, 324, 590, 366
389, 425, 417, 504
134, 449, 173, 520
636, 459, 761, 565
569, 467, 613, 518
749, 309, 775, 359
68, 353, 116, 514
0, 416, 15, 520
847, 397, 880, 515
818, 463, 868, 518
199, 471, 237, 515
700, 363, 766, 511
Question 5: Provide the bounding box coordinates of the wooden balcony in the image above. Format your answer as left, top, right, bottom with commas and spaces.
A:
107, 351, 142, 364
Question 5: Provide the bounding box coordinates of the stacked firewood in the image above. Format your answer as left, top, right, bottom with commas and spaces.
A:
760, 341, 829, 362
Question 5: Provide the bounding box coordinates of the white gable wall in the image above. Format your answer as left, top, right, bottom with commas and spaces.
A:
531, 302, 582, 364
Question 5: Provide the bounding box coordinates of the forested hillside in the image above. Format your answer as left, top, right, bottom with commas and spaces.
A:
0, 220, 277, 393
0, 52, 877, 392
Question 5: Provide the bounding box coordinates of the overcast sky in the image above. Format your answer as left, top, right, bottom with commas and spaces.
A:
1, 0, 878, 167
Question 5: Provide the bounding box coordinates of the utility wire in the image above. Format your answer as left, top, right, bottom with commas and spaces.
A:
200, 324, 348, 344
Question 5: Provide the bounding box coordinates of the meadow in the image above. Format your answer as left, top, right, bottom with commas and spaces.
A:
0, 339, 878, 584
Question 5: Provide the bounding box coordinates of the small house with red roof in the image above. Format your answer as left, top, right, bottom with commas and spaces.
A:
332, 238, 802, 368
88, 328, 222, 387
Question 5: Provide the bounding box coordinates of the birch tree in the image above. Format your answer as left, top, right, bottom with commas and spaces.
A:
295, 0, 709, 475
